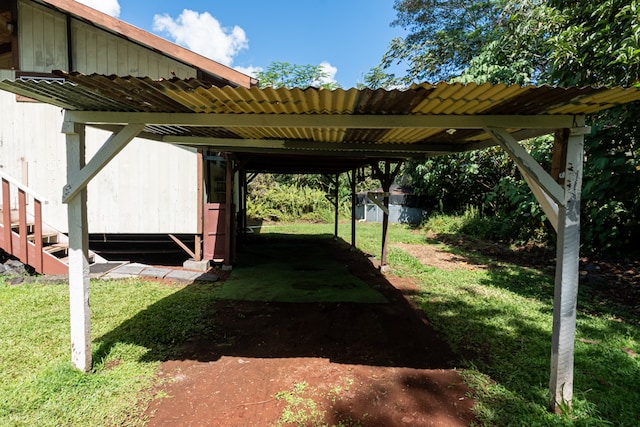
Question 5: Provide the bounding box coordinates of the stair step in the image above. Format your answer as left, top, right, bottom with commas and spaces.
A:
44, 243, 68, 255
27, 232, 59, 243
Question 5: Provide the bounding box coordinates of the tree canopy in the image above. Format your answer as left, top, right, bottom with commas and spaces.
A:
380, 0, 640, 256
254, 62, 339, 89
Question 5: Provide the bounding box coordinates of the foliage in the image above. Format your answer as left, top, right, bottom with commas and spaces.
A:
246, 171, 379, 224
546, 0, 640, 87
382, 0, 510, 83
246, 176, 336, 223
580, 106, 640, 255
360, 65, 404, 89
254, 61, 339, 89
384, 0, 640, 257
399, 145, 516, 213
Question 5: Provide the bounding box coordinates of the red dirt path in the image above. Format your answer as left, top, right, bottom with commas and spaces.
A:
144, 239, 476, 426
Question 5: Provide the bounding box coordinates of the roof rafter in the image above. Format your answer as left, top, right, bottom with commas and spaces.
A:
65, 111, 577, 130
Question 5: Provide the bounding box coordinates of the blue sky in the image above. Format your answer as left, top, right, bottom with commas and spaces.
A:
77, 0, 407, 88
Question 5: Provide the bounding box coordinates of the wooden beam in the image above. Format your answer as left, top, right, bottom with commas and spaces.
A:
66, 111, 576, 130
334, 173, 339, 239
64, 122, 91, 372
168, 234, 197, 260
549, 122, 586, 413
62, 122, 145, 203
520, 171, 559, 232
380, 162, 391, 268
551, 129, 570, 184
485, 127, 565, 205
350, 168, 357, 248
223, 154, 233, 268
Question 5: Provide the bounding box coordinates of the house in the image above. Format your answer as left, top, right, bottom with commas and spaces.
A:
3, 0, 640, 412
0, 0, 255, 270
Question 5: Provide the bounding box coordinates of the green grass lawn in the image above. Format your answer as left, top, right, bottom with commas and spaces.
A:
0, 279, 221, 426
1, 220, 638, 426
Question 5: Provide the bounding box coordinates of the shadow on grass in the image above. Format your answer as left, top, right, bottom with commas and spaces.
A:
410, 233, 640, 425
93, 234, 457, 370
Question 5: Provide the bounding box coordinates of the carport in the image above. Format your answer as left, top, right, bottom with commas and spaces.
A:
2, 72, 640, 412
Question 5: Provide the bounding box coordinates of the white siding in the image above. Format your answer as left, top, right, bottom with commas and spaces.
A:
16, 0, 196, 79
0, 89, 199, 234
18, 0, 69, 72
71, 20, 195, 79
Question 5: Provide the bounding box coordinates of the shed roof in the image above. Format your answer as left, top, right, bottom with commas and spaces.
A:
2, 72, 640, 173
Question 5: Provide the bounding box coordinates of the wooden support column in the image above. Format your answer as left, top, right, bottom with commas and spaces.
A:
195, 150, 204, 261
372, 161, 402, 269
380, 162, 390, 267
2, 179, 12, 253
350, 168, 357, 248
549, 121, 586, 413
63, 121, 91, 373
485, 121, 588, 412
334, 173, 339, 239
223, 154, 233, 269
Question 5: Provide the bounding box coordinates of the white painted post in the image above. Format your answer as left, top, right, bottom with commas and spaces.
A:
63, 120, 92, 372
549, 119, 586, 412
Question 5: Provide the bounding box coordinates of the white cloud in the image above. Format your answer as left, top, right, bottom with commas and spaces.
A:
76, 0, 120, 17
317, 61, 338, 86
153, 10, 248, 66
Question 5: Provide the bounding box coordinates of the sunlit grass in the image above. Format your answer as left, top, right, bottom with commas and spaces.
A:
262, 221, 640, 425
1, 218, 638, 426
0, 278, 220, 426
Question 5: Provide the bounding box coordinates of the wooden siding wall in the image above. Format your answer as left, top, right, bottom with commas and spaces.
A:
17, 0, 196, 79
18, 0, 69, 72
71, 20, 195, 78
3, 1, 200, 234
0, 90, 199, 234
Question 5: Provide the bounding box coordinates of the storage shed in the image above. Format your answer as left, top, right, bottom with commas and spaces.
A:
357, 184, 427, 225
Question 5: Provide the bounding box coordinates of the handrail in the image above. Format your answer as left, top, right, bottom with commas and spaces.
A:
0, 170, 48, 204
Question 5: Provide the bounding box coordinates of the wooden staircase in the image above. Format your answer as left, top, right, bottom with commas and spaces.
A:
1, 174, 101, 275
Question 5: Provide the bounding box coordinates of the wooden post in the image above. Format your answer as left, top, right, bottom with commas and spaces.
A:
18, 190, 27, 263
63, 120, 91, 373
380, 162, 391, 267
223, 154, 233, 269
2, 179, 12, 253
195, 150, 204, 261
549, 122, 586, 412
334, 173, 339, 240
351, 168, 356, 248
33, 200, 43, 273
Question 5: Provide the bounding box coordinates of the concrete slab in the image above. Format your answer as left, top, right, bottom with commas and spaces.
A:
165, 270, 202, 282
101, 272, 139, 280
110, 263, 148, 276
140, 267, 172, 279
183, 259, 211, 272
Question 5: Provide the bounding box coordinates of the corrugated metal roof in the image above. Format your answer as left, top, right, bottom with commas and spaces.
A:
1, 72, 640, 171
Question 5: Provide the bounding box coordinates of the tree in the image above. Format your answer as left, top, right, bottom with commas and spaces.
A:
381, 0, 509, 84
254, 61, 339, 89
385, 0, 640, 255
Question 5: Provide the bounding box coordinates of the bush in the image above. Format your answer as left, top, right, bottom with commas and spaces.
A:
247, 180, 334, 223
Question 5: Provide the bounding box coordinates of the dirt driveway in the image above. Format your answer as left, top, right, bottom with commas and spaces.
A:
144, 237, 476, 426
